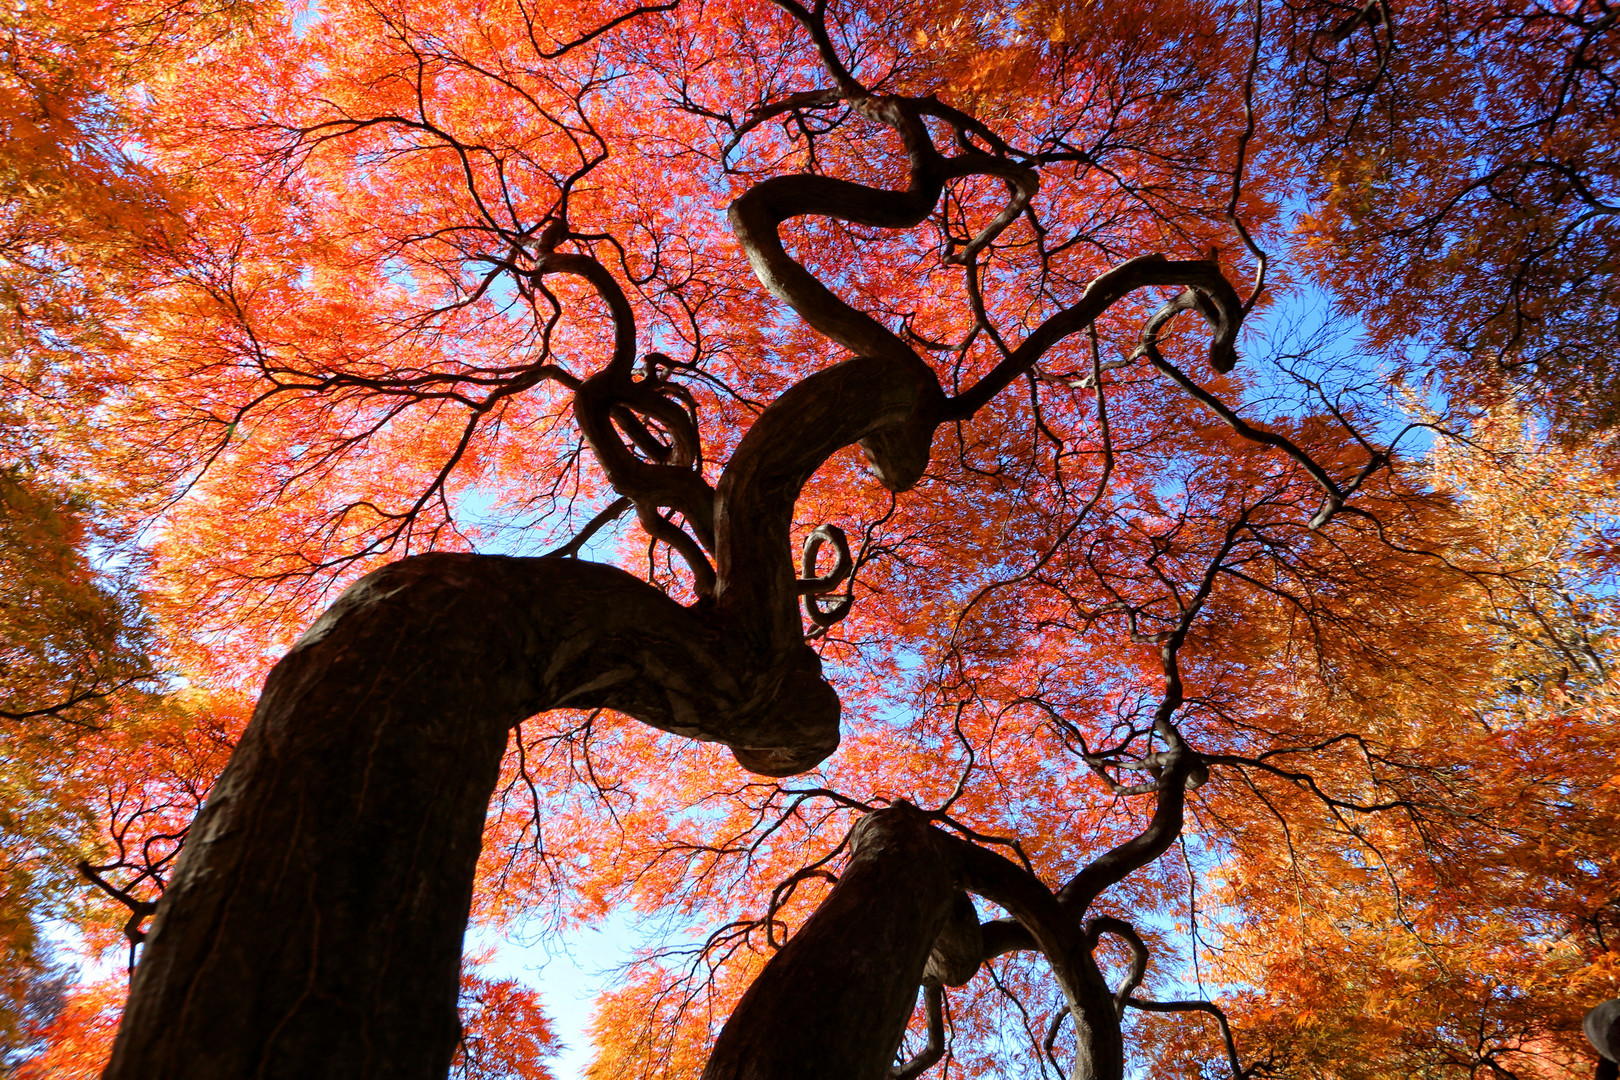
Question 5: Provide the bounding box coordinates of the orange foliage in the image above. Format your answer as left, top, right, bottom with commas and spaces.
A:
456, 954, 561, 1080
15, 974, 126, 1080
5, 0, 1620, 1077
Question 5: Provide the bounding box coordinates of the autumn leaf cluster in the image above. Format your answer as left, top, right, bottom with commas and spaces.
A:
3, 0, 1620, 1077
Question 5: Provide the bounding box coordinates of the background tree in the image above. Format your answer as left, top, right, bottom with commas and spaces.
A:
4, 0, 1618, 1078
0, 0, 245, 1055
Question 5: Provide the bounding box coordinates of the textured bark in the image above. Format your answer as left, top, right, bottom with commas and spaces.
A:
701, 806, 960, 1080
104, 555, 841, 1079
701, 806, 1134, 1080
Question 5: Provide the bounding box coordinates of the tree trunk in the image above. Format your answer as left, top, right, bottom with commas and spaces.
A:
701, 805, 1129, 1080
104, 553, 840, 1080
701, 806, 958, 1080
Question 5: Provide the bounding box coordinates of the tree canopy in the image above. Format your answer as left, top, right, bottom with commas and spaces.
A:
3, 0, 1620, 1077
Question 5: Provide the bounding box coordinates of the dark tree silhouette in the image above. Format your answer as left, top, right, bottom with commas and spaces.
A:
103, 4, 1388, 1078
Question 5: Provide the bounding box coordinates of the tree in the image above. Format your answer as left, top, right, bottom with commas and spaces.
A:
1, 0, 218, 1043
0, 469, 150, 1057
5, 0, 1618, 1077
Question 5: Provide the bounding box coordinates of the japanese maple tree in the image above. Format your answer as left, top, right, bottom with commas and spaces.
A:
4, 0, 1619, 1078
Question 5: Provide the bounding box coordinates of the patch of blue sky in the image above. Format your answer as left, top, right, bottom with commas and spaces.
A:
448, 471, 630, 560
468, 909, 643, 1080
291, 0, 323, 39
380, 255, 422, 296
1236, 275, 1444, 458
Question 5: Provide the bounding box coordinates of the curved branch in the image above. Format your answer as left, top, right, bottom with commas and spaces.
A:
891, 980, 946, 1080
1085, 916, 1148, 1019
555, 258, 719, 550
720, 102, 1246, 662
1057, 738, 1200, 916
940, 832, 1124, 1080
1126, 996, 1249, 1080
541, 496, 632, 558
923, 891, 984, 987
798, 523, 855, 627
105, 554, 845, 1078
945, 256, 1243, 420
726, 115, 944, 368
1134, 293, 1356, 529
713, 354, 946, 652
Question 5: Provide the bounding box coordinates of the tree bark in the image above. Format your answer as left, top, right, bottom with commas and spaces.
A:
701, 806, 959, 1080
103, 554, 840, 1079
701, 806, 1130, 1080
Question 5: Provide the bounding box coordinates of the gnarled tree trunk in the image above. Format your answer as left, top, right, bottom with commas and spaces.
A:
103, 10, 1248, 1071
104, 554, 843, 1078
700, 807, 960, 1080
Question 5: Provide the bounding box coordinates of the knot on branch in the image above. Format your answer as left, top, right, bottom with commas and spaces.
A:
1082, 731, 1208, 796
1085, 915, 1149, 1019
612, 355, 704, 471
923, 891, 983, 986
530, 213, 569, 259
1135, 285, 1239, 375
79, 860, 159, 969
797, 523, 854, 631
575, 347, 718, 592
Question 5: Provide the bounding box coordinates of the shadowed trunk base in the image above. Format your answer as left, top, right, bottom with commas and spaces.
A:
701, 807, 959, 1080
